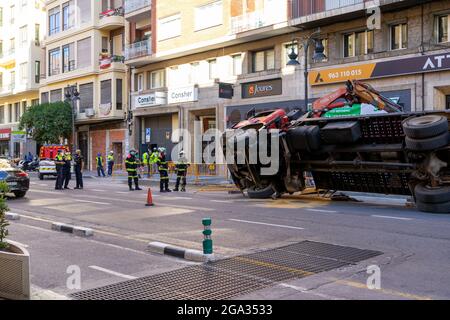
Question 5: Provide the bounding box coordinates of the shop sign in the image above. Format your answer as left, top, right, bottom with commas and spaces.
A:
134, 92, 167, 108
167, 86, 198, 104
241, 79, 282, 99
0, 129, 11, 140
11, 131, 26, 142
309, 51, 450, 86
219, 83, 234, 99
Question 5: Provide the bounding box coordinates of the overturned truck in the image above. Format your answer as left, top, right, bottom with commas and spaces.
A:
224, 81, 450, 213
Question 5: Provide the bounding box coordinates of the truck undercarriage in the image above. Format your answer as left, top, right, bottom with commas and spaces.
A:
224, 82, 450, 213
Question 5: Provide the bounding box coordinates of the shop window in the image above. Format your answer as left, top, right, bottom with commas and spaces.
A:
391, 23, 408, 50
343, 30, 374, 57
251, 48, 275, 73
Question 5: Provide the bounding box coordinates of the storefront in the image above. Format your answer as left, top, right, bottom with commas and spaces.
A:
0, 129, 11, 157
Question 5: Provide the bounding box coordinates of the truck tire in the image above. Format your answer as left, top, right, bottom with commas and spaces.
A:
39, 173, 44, 180
247, 184, 275, 199
402, 115, 448, 139
405, 131, 449, 151
415, 183, 450, 204
13, 191, 26, 198
416, 200, 450, 214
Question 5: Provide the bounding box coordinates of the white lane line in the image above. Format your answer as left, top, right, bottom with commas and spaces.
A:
371, 215, 413, 221
306, 208, 338, 213
88, 266, 138, 280
91, 189, 106, 192
171, 196, 192, 200
279, 283, 341, 300
229, 219, 304, 230
38, 184, 48, 187
210, 200, 232, 203
74, 199, 110, 205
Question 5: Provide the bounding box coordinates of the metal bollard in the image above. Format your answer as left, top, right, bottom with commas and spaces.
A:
202, 217, 213, 255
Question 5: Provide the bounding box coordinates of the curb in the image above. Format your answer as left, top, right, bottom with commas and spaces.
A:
147, 241, 214, 262
5, 212, 20, 221
51, 222, 93, 237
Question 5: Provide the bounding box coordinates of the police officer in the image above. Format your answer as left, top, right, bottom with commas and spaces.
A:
62, 151, 72, 189
96, 152, 106, 177
156, 148, 171, 192
74, 149, 84, 190
107, 151, 115, 176
125, 150, 142, 191
142, 148, 150, 177
54, 149, 65, 190
174, 151, 190, 192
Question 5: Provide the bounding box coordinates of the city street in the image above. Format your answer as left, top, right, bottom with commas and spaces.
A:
5, 174, 450, 300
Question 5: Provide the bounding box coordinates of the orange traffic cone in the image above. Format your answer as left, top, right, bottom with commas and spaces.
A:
145, 188, 154, 206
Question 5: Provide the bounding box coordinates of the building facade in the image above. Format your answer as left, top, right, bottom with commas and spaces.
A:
0, 0, 46, 158
39, 0, 127, 170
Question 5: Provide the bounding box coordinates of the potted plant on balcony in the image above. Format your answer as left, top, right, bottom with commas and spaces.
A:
0, 181, 31, 300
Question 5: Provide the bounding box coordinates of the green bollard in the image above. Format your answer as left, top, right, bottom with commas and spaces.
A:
202, 217, 213, 255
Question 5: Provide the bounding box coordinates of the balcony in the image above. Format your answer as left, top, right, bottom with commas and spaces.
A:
124, 0, 151, 22
231, 9, 287, 34
99, 53, 126, 71
99, 7, 125, 30
125, 38, 152, 64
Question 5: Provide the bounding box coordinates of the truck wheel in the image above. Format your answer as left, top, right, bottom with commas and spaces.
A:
403, 115, 448, 139
405, 132, 449, 151
39, 174, 44, 180
247, 184, 275, 199
415, 183, 450, 203
416, 200, 450, 214
13, 191, 26, 198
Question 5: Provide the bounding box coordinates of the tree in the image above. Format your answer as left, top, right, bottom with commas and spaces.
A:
19, 101, 73, 145
0, 182, 10, 251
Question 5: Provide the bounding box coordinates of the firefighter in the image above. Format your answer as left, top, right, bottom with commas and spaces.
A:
107, 151, 115, 176
174, 150, 190, 192
157, 148, 171, 192
125, 150, 142, 191
96, 152, 106, 177
142, 148, 150, 178
62, 151, 72, 189
54, 149, 65, 190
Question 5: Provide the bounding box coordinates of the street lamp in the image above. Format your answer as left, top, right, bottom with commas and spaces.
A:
287, 30, 327, 110
64, 85, 80, 152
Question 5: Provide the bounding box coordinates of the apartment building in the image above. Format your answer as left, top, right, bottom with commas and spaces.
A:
129, 0, 450, 164
39, 0, 127, 170
0, 0, 46, 158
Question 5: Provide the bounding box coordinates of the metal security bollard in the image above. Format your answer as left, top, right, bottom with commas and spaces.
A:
202, 217, 213, 255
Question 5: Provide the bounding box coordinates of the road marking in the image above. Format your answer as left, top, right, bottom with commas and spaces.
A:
91, 189, 106, 192
74, 199, 110, 205
371, 215, 413, 221
88, 266, 138, 280
306, 208, 338, 213
170, 196, 192, 200
210, 200, 232, 203
229, 219, 304, 230
279, 283, 342, 300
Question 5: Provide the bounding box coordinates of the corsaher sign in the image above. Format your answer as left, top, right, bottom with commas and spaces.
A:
242, 78, 282, 99
310, 52, 450, 85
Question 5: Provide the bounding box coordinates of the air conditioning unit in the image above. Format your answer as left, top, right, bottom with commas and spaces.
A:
85, 108, 95, 117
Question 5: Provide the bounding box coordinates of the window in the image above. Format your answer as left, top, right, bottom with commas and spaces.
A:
438, 15, 449, 43
0, 8, 3, 27
150, 69, 165, 89
62, 43, 75, 72
102, 36, 109, 53
208, 59, 218, 80
77, 37, 91, 68
158, 14, 181, 41
35, 24, 40, 45
49, 48, 61, 76
391, 23, 407, 50
100, 80, 112, 107
116, 79, 123, 110
78, 0, 91, 24
79, 83, 93, 112
41, 92, 49, 104
20, 63, 28, 81
0, 41, 2, 57
22, 0, 28, 7
344, 30, 374, 57
10, 71, 15, 90
31, 99, 39, 106
10, 5, 14, 24
20, 25, 28, 47
10, 38, 15, 55
0, 73, 2, 89
14, 103, 20, 122
189, 62, 200, 84
195, 1, 222, 31
137, 73, 144, 91
48, 6, 60, 35
62, 1, 75, 31
21, 101, 27, 117
8, 104, 12, 123
0, 106, 4, 124
232, 54, 242, 76
252, 48, 275, 72
35, 61, 40, 83
50, 89, 62, 102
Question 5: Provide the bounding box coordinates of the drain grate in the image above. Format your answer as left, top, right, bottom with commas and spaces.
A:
70, 241, 382, 300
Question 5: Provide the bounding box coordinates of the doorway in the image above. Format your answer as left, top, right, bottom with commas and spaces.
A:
112, 142, 123, 170
78, 131, 89, 170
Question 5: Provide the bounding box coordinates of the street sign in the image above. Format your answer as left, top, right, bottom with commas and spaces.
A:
145, 128, 151, 143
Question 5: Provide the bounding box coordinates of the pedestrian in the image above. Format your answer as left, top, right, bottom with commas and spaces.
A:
96, 152, 106, 177
174, 151, 190, 192
62, 151, 72, 189
107, 151, 115, 176
157, 148, 171, 192
125, 150, 142, 191
142, 148, 150, 178
150, 147, 159, 175
54, 149, 65, 190
74, 149, 84, 190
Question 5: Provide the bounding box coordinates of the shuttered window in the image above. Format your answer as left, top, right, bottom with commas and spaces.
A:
14, 102, 20, 122
78, 0, 91, 24
41, 92, 49, 103
100, 80, 111, 105
0, 106, 4, 124
77, 37, 91, 69
50, 89, 62, 102
79, 82, 93, 113
116, 79, 122, 110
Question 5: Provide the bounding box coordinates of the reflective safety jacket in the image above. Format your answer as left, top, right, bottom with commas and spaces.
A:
63, 154, 72, 172
107, 154, 114, 163
125, 155, 138, 175
55, 154, 65, 169
156, 155, 168, 171
142, 152, 149, 165
150, 152, 159, 164
175, 157, 190, 176
96, 156, 103, 167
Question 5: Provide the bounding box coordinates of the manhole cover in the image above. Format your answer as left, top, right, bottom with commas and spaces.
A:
70, 241, 382, 300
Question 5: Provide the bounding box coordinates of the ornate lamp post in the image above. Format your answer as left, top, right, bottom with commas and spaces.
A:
64, 85, 80, 152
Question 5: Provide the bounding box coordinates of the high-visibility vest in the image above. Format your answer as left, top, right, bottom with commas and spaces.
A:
96, 156, 103, 167
150, 152, 159, 164
142, 152, 149, 165
107, 154, 114, 162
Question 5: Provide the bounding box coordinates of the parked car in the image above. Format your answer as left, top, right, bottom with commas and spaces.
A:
0, 168, 29, 198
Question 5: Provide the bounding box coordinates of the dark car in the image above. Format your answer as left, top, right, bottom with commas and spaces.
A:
0, 168, 30, 198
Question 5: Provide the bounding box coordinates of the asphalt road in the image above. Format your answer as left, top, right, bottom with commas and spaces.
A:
5, 175, 450, 300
